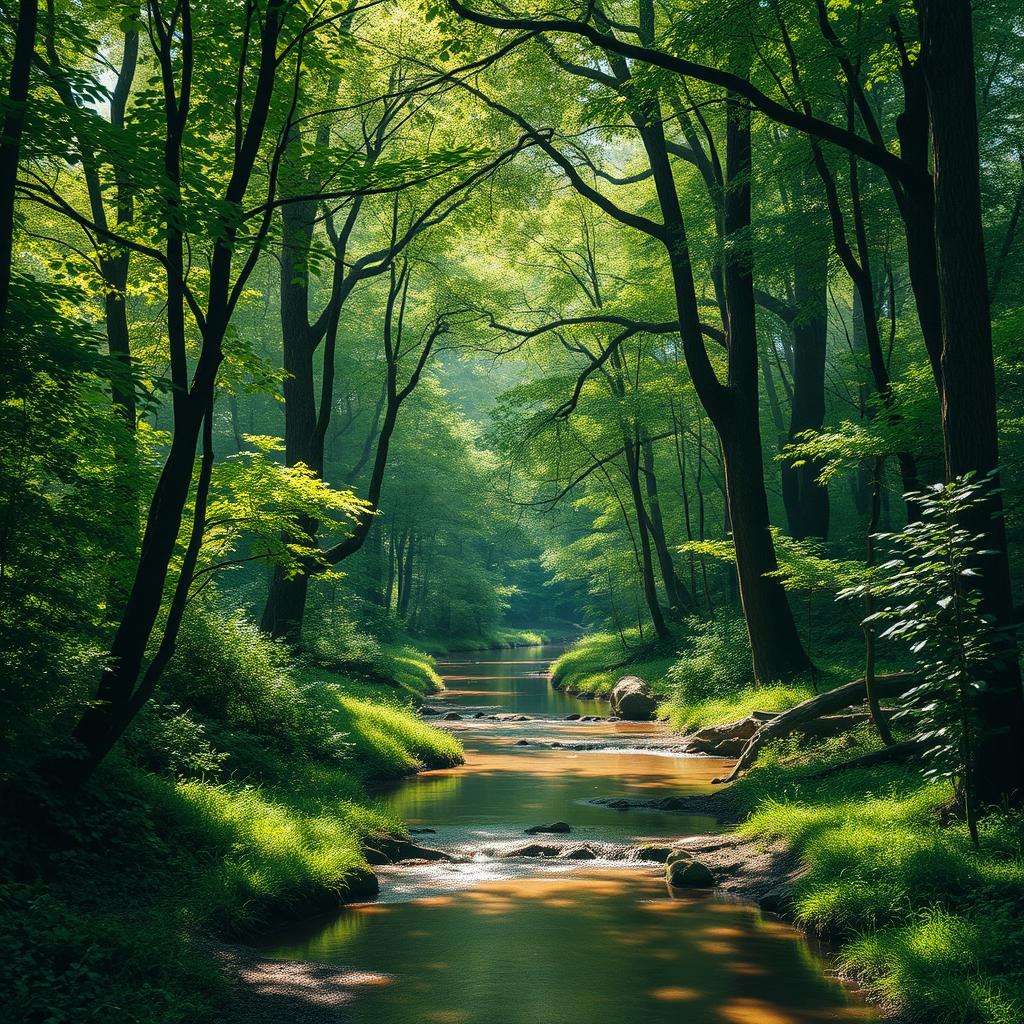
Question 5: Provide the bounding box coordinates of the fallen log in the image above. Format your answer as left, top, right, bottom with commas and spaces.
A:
713, 673, 916, 784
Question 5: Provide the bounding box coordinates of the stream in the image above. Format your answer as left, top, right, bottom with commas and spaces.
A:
259, 644, 876, 1023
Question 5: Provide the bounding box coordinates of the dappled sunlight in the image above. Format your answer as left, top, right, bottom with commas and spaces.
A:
649, 986, 700, 1001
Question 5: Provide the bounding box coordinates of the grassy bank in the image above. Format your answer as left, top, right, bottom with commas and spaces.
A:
415, 627, 555, 656
550, 630, 678, 699
731, 736, 1024, 1024
0, 609, 462, 1024
559, 623, 1024, 1023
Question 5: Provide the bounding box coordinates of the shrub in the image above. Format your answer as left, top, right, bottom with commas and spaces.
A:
665, 614, 752, 701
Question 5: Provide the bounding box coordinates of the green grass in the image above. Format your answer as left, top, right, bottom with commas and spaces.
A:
549, 630, 677, 699
731, 736, 1024, 1024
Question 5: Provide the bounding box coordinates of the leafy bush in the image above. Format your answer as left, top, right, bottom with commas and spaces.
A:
665, 614, 752, 701
156, 606, 349, 778
124, 704, 227, 779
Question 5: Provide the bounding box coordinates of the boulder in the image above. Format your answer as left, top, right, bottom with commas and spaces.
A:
666, 857, 715, 887
421, 706, 441, 716
681, 715, 764, 757
365, 840, 454, 865
629, 844, 676, 863
514, 739, 530, 746
564, 713, 582, 721
610, 676, 657, 721
525, 821, 571, 834
508, 843, 560, 858
559, 845, 599, 860
443, 712, 463, 721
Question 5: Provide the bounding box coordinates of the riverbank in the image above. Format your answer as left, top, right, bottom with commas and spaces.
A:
0, 610, 463, 1024
413, 626, 572, 656
559, 630, 1024, 1024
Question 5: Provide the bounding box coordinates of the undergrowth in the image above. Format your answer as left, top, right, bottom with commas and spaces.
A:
0, 604, 462, 1024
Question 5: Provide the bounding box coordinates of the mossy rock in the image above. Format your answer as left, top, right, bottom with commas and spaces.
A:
665, 849, 693, 868
666, 857, 715, 887
631, 844, 676, 863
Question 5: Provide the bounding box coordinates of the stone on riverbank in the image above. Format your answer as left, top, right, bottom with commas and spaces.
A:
508, 843, 561, 858
666, 857, 715, 887
610, 675, 657, 720
629, 844, 676, 863
680, 714, 768, 756
525, 821, 571, 834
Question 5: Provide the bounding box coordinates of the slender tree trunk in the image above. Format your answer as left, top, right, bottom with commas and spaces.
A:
0, 0, 38, 331
921, 0, 1024, 808
398, 528, 415, 618
641, 436, 691, 611
621, 434, 671, 639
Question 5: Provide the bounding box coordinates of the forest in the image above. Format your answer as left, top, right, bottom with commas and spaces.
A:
1, 0, 1023, 1021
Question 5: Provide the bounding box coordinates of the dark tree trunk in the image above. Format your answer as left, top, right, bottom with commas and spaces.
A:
782, 247, 830, 540
718, 100, 811, 681
622, 434, 671, 639
637, 87, 810, 679
48, 0, 288, 787
641, 436, 692, 611
0, 0, 38, 330
921, 0, 1024, 808
260, 198, 321, 642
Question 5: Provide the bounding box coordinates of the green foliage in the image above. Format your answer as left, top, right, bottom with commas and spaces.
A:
665, 614, 753, 701
841, 475, 1012, 829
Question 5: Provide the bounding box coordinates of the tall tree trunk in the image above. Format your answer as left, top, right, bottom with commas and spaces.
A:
632, 86, 810, 678
398, 528, 416, 618
718, 97, 811, 680
622, 433, 671, 639
921, 0, 1024, 808
783, 247, 830, 540
0, 0, 38, 331
260, 197, 320, 642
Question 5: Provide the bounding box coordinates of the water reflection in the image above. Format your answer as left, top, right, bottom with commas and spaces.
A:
264, 872, 875, 1024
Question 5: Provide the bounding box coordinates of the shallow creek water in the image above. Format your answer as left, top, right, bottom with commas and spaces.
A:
260, 645, 876, 1023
